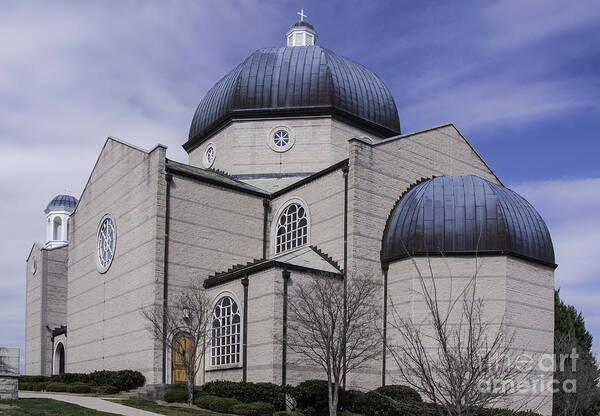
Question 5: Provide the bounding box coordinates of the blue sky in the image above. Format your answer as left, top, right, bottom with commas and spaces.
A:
1, 1, 599, 369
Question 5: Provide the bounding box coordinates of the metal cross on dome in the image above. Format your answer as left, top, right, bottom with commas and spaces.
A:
297, 8, 307, 21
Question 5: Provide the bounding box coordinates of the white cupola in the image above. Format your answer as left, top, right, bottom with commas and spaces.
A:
44, 194, 78, 248
286, 9, 317, 47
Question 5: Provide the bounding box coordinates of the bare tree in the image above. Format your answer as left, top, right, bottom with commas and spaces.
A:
141, 281, 212, 405
386, 256, 537, 416
283, 273, 380, 416
553, 333, 600, 416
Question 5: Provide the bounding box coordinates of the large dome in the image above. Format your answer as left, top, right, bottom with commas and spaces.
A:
382, 176, 556, 267
184, 45, 401, 151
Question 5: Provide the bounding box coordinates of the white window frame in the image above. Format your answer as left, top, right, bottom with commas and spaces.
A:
203, 142, 216, 168
271, 197, 310, 256
52, 341, 66, 375
267, 126, 295, 152
209, 291, 242, 369
96, 213, 117, 274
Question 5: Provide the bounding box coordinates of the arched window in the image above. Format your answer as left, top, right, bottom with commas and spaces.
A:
275, 203, 308, 254
211, 296, 241, 366
54, 342, 65, 375
53, 217, 62, 241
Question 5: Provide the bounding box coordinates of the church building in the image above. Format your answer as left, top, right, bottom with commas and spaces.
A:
25, 16, 556, 413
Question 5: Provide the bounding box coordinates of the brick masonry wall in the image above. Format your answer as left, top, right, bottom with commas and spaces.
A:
202, 268, 326, 386
25, 244, 44, 375
67, 139, 166, 384
24, 244, 67, 376
386, 256, 553, 415
0, 348, 19, 400
345, 124, 503, 390
187, 117, 380, 179
164, 172, 264, 384
269, 168, 345, 265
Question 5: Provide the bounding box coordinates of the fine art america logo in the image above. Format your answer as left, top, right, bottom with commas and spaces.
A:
477, 348, 584, 394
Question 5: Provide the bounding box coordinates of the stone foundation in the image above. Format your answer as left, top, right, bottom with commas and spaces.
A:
0, 348, 19, 400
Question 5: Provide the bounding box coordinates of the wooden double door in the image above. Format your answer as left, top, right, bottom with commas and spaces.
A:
172, 333, 195, 384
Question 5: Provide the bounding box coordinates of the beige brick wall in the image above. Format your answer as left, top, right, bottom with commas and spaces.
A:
269, 168, 345, 265
67, 139, 166, 384
386, 256, 553, 415
167, 174, 264, 284
188, 117, 381, 178
202, 268, 326, 386
343, 124, 502, 389
25, 244, 68, 375
25, 244, 44, 375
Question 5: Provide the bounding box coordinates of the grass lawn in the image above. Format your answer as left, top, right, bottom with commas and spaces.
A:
113, 399, 225, 416
0, 398, 118, 415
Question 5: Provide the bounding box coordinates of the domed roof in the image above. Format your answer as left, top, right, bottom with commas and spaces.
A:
44, 194, 78, 214
288, 20, 316, 32
184, 45, 401, 151
382, 176, 556, 267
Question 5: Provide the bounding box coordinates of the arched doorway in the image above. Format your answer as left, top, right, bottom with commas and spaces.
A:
171, 333, 194, 384
54, 343, 65, 375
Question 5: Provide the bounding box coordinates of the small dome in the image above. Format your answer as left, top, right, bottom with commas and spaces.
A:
45, 194, 78, 214
288, 20, 316, 32
382, 176, 556, 267
185, 45, 401, 151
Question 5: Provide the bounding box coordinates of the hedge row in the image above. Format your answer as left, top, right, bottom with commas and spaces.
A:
19, 381, 121, 395
19, 370, 145, 392
174, 380, 542, 416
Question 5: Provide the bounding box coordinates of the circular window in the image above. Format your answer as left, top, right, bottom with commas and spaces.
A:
273, 130, 289, 147
267, 127, 295, 152
96, 215, 116, 273
203, 143, 216, 168
31, 257, 37, 275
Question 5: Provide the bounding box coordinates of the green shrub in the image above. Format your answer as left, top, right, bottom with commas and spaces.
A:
338, 411, 362, 416
46, 382, 68, 392
374, 385, 421, 404
92, 385, 120, 395
20, 382, 47, 391
210, 397, 244, 413
18, 382, 33, 391
19, 370, 144, 392
164, 388, 190, 403
232, 401, 275, 416
67, 382, 92, 393
51, 373, 89, 384
86, 370, 145, 391
195, 394, 242, 413
292, 380, 330, 416
202, 380, 284, 405
340, 390, 364, 411
195, 394, 218, 409
18, 375, 49, 383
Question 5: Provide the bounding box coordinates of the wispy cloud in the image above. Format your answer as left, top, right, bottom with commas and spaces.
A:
512, 177, 600, 352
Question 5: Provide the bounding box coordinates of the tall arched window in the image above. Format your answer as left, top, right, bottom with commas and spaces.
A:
53, 217, 62, 241
211, 296, 241, 366
276, 203, 308, 254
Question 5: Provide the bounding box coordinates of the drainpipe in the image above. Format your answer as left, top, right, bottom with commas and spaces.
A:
242, 275, 249, 382
382, 262, 389, 386
263, 199, 270, 259
342, 162, 349, 389
162, 172, 172, 384
282, 270, 291, 386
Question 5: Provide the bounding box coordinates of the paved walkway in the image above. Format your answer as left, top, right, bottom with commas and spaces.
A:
18, 391, 162, 416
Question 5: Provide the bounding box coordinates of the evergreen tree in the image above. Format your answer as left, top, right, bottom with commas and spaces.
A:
553, 289, 600, 416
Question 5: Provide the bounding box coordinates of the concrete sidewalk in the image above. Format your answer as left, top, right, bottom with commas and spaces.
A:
18, 391, 162, 416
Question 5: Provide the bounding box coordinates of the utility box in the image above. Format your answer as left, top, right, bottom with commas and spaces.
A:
0, 348, 19, 400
